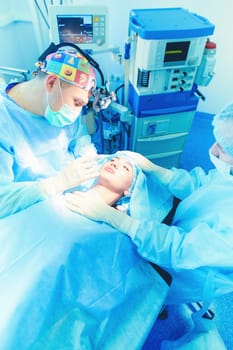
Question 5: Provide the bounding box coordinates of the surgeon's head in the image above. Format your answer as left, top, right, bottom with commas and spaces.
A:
209, 103, 233, 177
37, 50, 96, 127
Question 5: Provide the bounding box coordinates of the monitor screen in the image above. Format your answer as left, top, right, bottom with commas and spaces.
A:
58, 15, 94, 45
164, 41, 190, 63
49, 6, 108, 50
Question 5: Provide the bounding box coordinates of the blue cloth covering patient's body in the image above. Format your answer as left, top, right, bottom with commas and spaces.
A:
0, 172, 172, 349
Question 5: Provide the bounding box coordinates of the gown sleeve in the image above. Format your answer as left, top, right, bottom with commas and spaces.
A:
127, 167, 233, 271
168, 167, 212, 200
0, 93, 82, 219
128, 219, 233, 271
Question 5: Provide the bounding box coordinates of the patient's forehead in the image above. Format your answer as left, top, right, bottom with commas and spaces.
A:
110, 157, 133, 166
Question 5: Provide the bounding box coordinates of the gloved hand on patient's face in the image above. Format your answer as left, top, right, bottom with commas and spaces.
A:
40, 157, 99, 197
64, 190, 134, 234
123, 151, 173, 185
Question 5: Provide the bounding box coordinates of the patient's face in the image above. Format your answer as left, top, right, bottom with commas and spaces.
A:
98, 157, 134, 194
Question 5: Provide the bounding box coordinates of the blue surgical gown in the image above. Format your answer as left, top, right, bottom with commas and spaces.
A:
0, 88, 86, 218
129, 167, 233, 303
0, 88, 171, 348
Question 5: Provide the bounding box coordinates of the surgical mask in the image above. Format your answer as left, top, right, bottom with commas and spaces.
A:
45, 81, 79, 127
209, 151, 233, 181
45, 103, 78, 127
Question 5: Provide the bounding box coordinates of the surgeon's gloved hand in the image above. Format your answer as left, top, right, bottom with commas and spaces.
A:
64, 189, 139, 234
123, 151, 173, 185
40, 157, 99, 197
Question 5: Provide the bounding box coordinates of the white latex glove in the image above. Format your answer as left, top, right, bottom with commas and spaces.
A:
123, 151, 173, 185
64, 190, 137, 234
40, 157, 99, 197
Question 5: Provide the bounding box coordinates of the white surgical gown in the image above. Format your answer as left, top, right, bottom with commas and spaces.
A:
129, 167, 233, 303
0, 88, 85, 218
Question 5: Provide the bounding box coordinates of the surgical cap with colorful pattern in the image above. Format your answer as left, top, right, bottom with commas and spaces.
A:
39, 50, 96, 91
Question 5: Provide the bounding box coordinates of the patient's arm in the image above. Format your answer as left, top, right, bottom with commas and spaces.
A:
64, 190, 139, 234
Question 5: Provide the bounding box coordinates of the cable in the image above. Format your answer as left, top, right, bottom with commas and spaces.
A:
43, 0, 48, 15
34, 0, 50, 29
115, 83, 124, 103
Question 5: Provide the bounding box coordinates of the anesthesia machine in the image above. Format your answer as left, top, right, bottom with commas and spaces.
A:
127, 8, 216, 167
47, 6, 216, 166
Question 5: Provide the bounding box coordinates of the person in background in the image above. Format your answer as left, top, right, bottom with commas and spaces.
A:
0, 49, 98, 219
60, 27, 92, 45
65, 103, 233, 303
59, 19, 92, 45
60, 27, 78, 44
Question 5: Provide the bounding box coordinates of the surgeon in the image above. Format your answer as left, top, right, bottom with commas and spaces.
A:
66, 103, 233, 303
0, 49, 99, 219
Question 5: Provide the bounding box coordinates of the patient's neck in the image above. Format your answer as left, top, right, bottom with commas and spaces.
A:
90, 184, 122, 206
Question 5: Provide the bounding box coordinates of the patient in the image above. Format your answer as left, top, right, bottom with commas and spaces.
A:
65, 154, 137, 213
65, 150, 172, 226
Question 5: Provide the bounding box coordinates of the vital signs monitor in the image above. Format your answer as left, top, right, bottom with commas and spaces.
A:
48, 5, 108, 50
